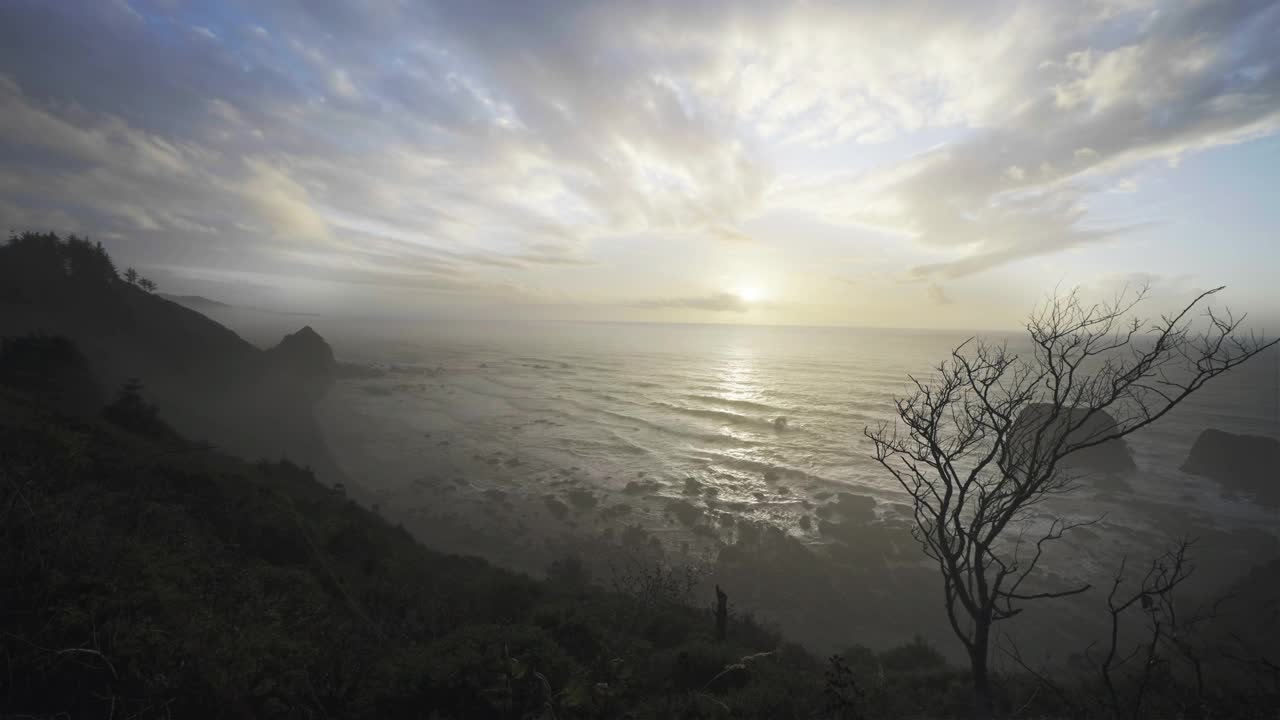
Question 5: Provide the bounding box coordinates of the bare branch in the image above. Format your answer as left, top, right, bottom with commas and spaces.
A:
863, 284, 1274, 719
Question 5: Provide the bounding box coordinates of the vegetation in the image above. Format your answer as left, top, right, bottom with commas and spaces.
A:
124, 266, 159, 293
0, 230, 153, 299
2, 235, 1276, 718
0, 334, 101, 412
867, 286, 1278, 718
0, 231, 119, 303
101, 378, 181, 441
0, 345, 1004, 718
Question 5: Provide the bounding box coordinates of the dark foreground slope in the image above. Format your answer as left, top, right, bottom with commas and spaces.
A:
6, 350, 1279, 719
2, 375, 965, 719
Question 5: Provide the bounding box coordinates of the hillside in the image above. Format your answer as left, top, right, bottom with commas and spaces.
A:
0, 356, 983, 719
0, 232, 344, 484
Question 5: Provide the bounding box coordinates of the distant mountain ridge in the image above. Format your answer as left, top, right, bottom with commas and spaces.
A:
162, 292, 320, 317
159, 293, 233, 310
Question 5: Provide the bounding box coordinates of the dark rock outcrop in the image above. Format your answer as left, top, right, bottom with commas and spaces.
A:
269, 326, 334, 373
1007, 404, 1136, 475
267, 325, 336, 399
831, 492, 877, 523
1181, 429, 1280, 506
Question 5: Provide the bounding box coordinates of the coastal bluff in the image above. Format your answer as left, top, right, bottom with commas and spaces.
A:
0, 232, 345, 482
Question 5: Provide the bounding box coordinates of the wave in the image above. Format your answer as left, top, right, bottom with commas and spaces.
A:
682, 394, 784, 414
654, 401, 782, 430
688, 450, 831, 486
527, 432, 652, 458
594, 408, 755, 447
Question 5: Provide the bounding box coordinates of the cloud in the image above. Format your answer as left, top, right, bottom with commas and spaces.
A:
1086, 271, 1207, 310
631, 292, 752, 313
237, 158, 331, 242
772, 0, 1280, 279
0, 0, 1276, 306
327, 68, 360, 101
927, 283, 951, 305
1110, 177, 1140, 193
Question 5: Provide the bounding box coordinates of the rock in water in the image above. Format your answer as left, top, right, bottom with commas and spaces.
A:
774, 416, 788, 430
267, 325, 336, 400
1181, 429, 1280, 506
270, 326, 334, 373
1006, 404, 1136, 475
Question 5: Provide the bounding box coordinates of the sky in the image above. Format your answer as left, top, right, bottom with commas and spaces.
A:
1, 0, 1278, 330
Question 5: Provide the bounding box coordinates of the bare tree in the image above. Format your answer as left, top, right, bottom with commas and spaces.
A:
865, 286, 1276, 718
1093, 540, 1197, 720
1001, 539, 1220, 719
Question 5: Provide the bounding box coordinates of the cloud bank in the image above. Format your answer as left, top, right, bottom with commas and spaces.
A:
0, 0, 1276, 312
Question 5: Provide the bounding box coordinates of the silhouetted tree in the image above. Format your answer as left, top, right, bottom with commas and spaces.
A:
824, 654, 867, 719
1095, 539, 1198, 720
124, 267, 139, 285
1002, 539, 1229, 719
63, 234, 117, 285
102, 378, 174, 439
137, 277, 157, 293
866, 285, 1277, 719
1, 231, 122, 304
1, 232, 61, 299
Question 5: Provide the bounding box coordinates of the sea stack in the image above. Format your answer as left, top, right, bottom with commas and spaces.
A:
1182, 428, 1280, 506
267, 325, 336, 400
1007, 404, 1136, 475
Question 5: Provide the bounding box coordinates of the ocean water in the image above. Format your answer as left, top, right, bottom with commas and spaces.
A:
316, 319, 1280, 557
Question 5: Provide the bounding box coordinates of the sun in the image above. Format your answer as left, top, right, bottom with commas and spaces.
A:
734, 286, 763, 303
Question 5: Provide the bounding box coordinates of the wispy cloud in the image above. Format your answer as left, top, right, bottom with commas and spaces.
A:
0, 0, 1276, 312
772, 1, 1280, 280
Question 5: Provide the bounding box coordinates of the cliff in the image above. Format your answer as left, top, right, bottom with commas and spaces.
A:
0, 231, 345, 482
1182, 428, 1280, 506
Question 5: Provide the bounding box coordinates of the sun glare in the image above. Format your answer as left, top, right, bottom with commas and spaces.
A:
735, 286, 763, 303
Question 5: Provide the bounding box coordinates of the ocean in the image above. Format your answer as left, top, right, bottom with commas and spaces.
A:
314, 318, 1280, 568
